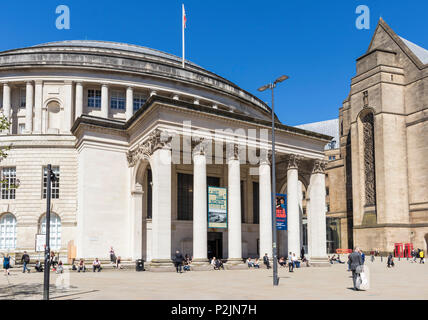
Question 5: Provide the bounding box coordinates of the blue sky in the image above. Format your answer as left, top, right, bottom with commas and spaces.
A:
1, 0, 427, 125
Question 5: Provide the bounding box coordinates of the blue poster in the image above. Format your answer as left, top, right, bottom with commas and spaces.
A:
275, 193, 287, 230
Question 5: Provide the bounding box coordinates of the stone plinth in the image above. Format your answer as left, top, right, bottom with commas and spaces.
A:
309, 257, 331, 267
224, 258, 247, 270
149, 259, 175, 272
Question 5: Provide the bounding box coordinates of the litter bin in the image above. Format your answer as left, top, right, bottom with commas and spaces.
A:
136, 259, 144, 271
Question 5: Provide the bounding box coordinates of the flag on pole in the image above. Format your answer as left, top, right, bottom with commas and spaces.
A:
183, 4, 187, 29
182, 4, 186, 68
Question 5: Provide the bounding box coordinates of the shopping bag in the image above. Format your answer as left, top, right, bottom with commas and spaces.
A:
355, 274, 362, 290
359, 265, 370, 290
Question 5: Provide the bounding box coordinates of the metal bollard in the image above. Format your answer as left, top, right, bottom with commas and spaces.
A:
399, 256, 400, 261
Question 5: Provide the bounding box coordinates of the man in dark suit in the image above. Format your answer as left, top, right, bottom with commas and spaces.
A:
174, 250, 184, 273
348, 247, 363, 291
263, 253, 270, 269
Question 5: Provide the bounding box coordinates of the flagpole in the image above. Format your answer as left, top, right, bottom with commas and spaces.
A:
182, 4, 185, 68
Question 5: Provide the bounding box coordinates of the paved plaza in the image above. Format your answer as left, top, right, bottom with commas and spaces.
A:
1, 259, 427, 300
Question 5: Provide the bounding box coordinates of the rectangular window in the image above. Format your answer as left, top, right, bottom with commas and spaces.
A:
88, 90, 101, 108
1, 167, 16, 200
19, 124, 25, 134
326, 187, 329, 196
111, 91, 125, 110
207, 176, 220, 187
252, 182, 259, 224
43, 166, 60, 199
133, 93, 146, 112
177, 173, 193, 220
20, 88, 26, 108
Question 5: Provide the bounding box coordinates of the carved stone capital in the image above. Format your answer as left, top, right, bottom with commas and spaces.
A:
259, 149, 271, 166
191, 136, 209, 156
127, 129, 172, 167
226, 143, 240, 162
312, 160, 327, 174
287, 154, 300, 170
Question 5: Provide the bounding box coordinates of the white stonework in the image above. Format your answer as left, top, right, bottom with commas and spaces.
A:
0, 40, 331, 267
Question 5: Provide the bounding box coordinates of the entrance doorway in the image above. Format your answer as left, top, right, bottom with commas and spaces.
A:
208, 232, 223, 259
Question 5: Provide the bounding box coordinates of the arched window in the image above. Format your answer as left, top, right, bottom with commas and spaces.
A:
40, 213, 61, 250
361, 112, 376, 206
0, 213, 17, 250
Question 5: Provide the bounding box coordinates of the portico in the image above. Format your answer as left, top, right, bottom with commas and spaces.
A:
72, 94, 332, 270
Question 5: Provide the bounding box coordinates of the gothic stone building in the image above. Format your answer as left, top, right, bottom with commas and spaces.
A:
0, 40, 331, 268
338, 19, 428, 253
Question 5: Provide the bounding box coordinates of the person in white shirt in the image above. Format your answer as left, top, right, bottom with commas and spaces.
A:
93, 258, 102, 272
292, 253, 298, 269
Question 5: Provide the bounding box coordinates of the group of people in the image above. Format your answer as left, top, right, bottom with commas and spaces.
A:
173, 250, 194, 273
328, 254, 345, 264
411, 249, 425, 263
70, 258, 102, 272
109, 247, 123, 269
246, 257, 260, 268
210, 256, 225, 270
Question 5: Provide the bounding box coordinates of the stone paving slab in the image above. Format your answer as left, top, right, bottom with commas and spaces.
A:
1, 259, 427, 300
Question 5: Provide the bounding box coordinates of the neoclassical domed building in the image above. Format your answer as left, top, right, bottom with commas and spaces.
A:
0, 40, 331, 269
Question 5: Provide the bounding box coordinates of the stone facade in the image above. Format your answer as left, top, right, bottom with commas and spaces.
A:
337, 19, 428, 253
0, 40, 332, 266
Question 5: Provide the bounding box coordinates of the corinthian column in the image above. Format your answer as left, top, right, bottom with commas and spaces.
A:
75, 82, 83, 119
126, 86, 133, 120
192, 138, 210, 269
287, 154, 300, 256
34, 81, 43, 134
307, 160, 329, 266
2, 83, 11, 134
226, 144, 244, 267
259, 152, 272, 259
25, 81, 34, 133
130, 183, 143, 260
101, 84, 109, 118
145, 130, 175, 271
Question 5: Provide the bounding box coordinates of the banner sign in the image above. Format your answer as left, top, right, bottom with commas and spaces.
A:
275, 193, 287, 230
208, 186, 227, 228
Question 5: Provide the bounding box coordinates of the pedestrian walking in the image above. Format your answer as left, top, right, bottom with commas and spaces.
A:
387, 253, 395, 268
174, 250, 184, 273
263, 253, 270, 269
359, 249, 365, 264
419, 250, 425, 264
21, 251, 31, 273
50, 251, 58, 271
348, 247, 363, 291
288, 252, 294, 272
3, 253, 11, 276
109, 246, 116, 264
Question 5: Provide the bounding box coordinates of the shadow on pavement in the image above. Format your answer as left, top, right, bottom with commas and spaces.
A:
0, 283, 79, 300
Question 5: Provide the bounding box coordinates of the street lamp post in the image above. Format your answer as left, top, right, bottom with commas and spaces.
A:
258, 75, 289, 286
43, 164, 57, 300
